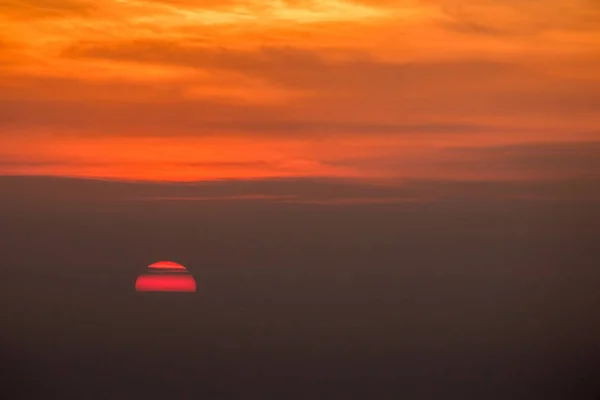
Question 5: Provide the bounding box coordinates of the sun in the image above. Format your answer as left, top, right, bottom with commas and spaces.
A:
135, 261, 196, 292
147, 261, 188, 270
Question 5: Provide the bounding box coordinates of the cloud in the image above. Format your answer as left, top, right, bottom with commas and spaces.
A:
0, 0, 95, 19
4, 42, 599, 138
142, 194, 298, 201
2, 138, 599, 189
1, 174, 598, 206
430, 0, 600, 36
65, 41, 522, 89
1, 0, 598, 187
62, 41, 600, 111
445, 141, 600, 179
348, 0, 600, 34
438, 19, 518, 37
139, 0, 245, 7
329, 141, 600, 181
0, 95, 501, 136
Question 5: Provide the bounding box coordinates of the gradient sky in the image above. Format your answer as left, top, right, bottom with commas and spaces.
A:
2, 4, 600, 397
1, 0, 599, 183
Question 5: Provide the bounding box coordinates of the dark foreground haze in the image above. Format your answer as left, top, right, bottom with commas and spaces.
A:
1, 176, 599, 399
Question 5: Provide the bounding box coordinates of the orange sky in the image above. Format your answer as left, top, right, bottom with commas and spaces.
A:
1, 0, 599, 182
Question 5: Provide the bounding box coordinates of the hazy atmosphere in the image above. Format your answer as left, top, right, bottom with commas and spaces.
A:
1, 0, 599, 398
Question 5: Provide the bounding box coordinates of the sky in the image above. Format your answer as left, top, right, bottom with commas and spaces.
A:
1, 0, 599, 185
1, 2, 600, 399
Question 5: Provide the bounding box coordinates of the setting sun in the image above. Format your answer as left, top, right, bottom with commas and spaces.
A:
135, 261, 196, 292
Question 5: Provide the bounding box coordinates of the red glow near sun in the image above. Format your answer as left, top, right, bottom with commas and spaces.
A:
135, 274, 196, 292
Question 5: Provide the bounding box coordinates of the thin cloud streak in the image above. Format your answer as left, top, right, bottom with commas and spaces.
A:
1, 139, 599, 182
2, 175, 598, 207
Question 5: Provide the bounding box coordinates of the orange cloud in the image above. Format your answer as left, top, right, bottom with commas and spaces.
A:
0, 0, 598, 183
